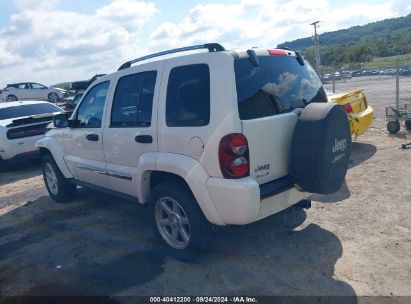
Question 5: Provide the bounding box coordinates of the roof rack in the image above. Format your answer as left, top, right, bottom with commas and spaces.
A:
117, 43, 225, 71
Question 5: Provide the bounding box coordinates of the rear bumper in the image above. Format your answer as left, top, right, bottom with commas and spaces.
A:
0, 135, 43, 161
349, 106, 374, 137
206, 176, 309, 225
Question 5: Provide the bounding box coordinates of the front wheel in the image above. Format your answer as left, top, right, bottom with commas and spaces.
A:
387, 120, 400, 134
405, 120, 411, 131
43, 154, 76, 202
0, 158, 11, 173
48, 92, 59, 103
150, 181, 211, 261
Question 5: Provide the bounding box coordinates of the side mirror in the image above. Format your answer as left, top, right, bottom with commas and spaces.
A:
53, 113, 69, 128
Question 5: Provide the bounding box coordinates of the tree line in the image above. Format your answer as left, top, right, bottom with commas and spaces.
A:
278, 13, 411, 68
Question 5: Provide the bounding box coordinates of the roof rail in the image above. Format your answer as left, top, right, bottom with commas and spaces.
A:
117, 43, 225, 71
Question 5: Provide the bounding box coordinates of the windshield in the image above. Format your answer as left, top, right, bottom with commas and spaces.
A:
72, 93, 83, 106
0, 103, 61, 120
234, 55, 327, 120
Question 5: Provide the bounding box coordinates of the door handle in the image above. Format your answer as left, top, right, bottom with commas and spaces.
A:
86, 134, 99, 141
135, 135, 153, 143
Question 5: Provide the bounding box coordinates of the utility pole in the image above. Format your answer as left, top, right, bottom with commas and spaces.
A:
310, 21, 321, 74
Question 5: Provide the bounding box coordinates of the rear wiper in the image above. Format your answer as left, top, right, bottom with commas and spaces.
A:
247, 49, 260, 67
295, 51, 305, 66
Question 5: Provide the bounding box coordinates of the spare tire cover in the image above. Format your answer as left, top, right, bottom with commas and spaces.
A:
290, 103, 351, 194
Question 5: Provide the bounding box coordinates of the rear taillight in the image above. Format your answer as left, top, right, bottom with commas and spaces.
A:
219, 133, 250, 179
7, 124, 47, 139
268, 49, 288, 56
342, 103, 353, 113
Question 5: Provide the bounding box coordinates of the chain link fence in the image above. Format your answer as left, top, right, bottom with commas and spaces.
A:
321, 59, 411, 131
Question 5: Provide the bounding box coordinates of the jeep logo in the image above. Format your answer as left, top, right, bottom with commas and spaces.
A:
332, 138, 346, 153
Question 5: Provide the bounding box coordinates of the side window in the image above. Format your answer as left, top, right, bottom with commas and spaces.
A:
111, 71, 157, 127
76, 81, 109, 128
31, 83, 46, 89
166, 64, 210, 127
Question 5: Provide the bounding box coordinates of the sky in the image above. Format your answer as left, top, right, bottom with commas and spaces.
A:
0, 0, 410, 88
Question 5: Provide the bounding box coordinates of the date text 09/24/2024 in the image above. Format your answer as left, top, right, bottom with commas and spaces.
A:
149, 296, 257, 303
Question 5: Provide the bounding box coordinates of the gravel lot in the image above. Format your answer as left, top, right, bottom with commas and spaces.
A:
0, 128, 410, 300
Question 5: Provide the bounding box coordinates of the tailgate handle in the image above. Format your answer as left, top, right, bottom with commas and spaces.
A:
86, 134, 99, 141
135, 135, 153, 144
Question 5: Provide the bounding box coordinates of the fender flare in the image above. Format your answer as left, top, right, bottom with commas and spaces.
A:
36, 137, 73, 178
136, 152, 225, 226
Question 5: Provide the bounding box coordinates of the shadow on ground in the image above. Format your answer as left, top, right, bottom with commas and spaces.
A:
311, 141, 376, 204
0, 187, 355, 299
349, 141, 377, 169
0, 160, 42, 187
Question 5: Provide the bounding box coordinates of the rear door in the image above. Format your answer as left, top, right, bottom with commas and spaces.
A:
102, 62, 163, 198
64, 80, 111, 187
234, 53, 327, 185
17, 83, 30, 100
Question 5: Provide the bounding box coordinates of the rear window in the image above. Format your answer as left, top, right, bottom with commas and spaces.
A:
0, 103, 61, 120
234, 56, 327, 120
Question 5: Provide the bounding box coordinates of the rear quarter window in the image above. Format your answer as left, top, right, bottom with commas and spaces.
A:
234, 56, 327, 120
166, 64, 210, 127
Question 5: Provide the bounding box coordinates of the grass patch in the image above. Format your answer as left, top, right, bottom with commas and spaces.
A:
363, 53, 411, 69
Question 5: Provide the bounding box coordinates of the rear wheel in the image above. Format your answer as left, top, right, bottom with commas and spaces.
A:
405, 120, 411, 131
42, 154, 76, 202
6, 95, 17, 102
150, 181, 211, 261
387, 120, 400, 134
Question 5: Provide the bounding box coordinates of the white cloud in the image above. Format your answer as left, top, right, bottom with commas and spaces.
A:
148, 0, 409, 53
148, 0, 329, 50
96, 0, 158, 30
0, 0, 409, 88
0, 42, 23, 67
14, 0, 61, 9
0, 0, 158, 86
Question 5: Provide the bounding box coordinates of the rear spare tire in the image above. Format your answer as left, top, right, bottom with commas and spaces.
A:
290, 103, 351, 194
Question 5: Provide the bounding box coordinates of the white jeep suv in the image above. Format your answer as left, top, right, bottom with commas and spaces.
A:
37, 44, 351, 258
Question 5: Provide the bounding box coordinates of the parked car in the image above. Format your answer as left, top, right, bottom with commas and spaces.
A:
63, 92, 83, 114
334, 72, 342, 80
0, 101, 63, 171
70, 74, 106, 94
328, 89, 374, 138
37, 43, 351, 259
343, 71, 352, 79
321, 73, 332, 83
351, 70, 361, 77
1, 82, 68, 103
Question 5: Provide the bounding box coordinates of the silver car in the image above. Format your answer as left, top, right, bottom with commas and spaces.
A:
1, 82, 68, 103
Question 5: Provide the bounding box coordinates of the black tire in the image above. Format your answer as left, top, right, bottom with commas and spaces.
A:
0, 158, 11, 173
42, 154, 76, 202
6, 95, 18, 102
405, 120, 411, 131
48, 92, 59, 103
150, 181, 211, 261
387, 120, 400, 134
290, 103, 352, 194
